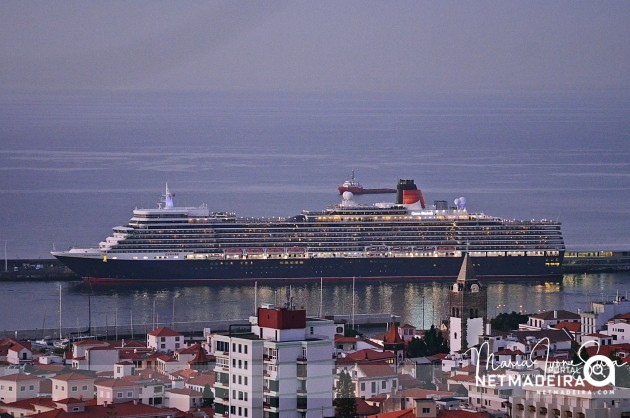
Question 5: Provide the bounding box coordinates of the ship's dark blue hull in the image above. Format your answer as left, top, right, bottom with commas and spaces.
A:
54, 253, 564, 283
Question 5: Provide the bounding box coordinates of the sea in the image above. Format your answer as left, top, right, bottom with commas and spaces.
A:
0, 90, 629, 332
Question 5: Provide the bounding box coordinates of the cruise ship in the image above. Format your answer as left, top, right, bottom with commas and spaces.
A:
52, 180, 565, 283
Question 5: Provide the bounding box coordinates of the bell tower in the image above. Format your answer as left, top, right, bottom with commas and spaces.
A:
449, 254, 487, 354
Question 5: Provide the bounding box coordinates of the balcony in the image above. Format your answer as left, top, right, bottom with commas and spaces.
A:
297, 355, 307, 362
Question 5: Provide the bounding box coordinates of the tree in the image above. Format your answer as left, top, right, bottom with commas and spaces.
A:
491, 311, 529, 332
202, 384, 214, 407
335, 370, 356, 418
344, 325, 363, 338
406, 325, 449, 357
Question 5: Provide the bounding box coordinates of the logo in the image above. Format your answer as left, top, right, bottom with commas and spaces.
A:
583, 355, 616, 387
469, 339, 617, 394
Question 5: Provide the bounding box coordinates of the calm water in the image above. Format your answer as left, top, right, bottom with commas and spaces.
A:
0, 273, 629, 333
0, 90, 629, 331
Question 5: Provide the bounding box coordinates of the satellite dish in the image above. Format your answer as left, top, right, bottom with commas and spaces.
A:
459, 197, 467, 209
454, 198, 460, 207
342, 191, 354, 201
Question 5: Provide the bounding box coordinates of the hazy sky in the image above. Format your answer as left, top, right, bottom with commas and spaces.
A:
1, 1, 629, 94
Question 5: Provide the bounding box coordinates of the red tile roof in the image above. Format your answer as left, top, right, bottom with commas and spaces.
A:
397, 387, 454, 398
368, 409, 414, 418
0, 396, 56, 410
0, 373, 41, 382
355, 398, 380, 416
529, 310, 580, 321
147, 327, 183, 337
356, 361, 397, 378
168, 387, 202, 396
612, 312, 630, 321
554, 321, 581, 332
346, 349, 395, 362
51, 373, 95, 382
335, 335, 360, 344
30, 400, 173, 417
187, 373, 215, 388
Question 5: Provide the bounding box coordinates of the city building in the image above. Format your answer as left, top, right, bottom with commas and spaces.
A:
0, 373, 41, 403
510, 383, 630, 418
211, 304, 335, 418
50, 372, 95, 402
580, 294, 630, 341
147, 327, 186, 353
521, 310, 581, 330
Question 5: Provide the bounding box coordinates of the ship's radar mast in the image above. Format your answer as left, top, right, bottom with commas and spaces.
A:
159, 183, 175, 209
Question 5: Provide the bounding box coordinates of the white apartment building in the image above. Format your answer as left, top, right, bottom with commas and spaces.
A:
147, 327, 186, 353
0, 373, 41, 403
510, 383, 630, 418
211, 304, 335, 418
50, 372, 96, 402
335, 361, 399, 399
603, 315, 630, 343
580, 295, 630, 341
522, 310, 581, 330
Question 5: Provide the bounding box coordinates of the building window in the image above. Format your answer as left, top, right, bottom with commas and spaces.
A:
422, 408, 430, 413
244, 360, 248, 370
244, 376, 248, 386
371, 381, 376, 393
29, 385, 34, 390
360, 382, 365, 391
244, 345, 248, 354
71, 386, 77, 392
382, 381, 386, 389
20, 386, 25, 391
238, 344, 242, 353
82, 385, 88, 390
160, 337, 165, 342
117, 392, 123, 398
127, 391, 133, 397
161, 344, 165, 349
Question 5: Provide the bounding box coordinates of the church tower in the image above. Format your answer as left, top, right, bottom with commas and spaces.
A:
449, 254, 487, 354
383, 320, 405, 366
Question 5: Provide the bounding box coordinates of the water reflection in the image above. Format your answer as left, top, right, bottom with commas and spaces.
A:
1, 273, 628, 334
